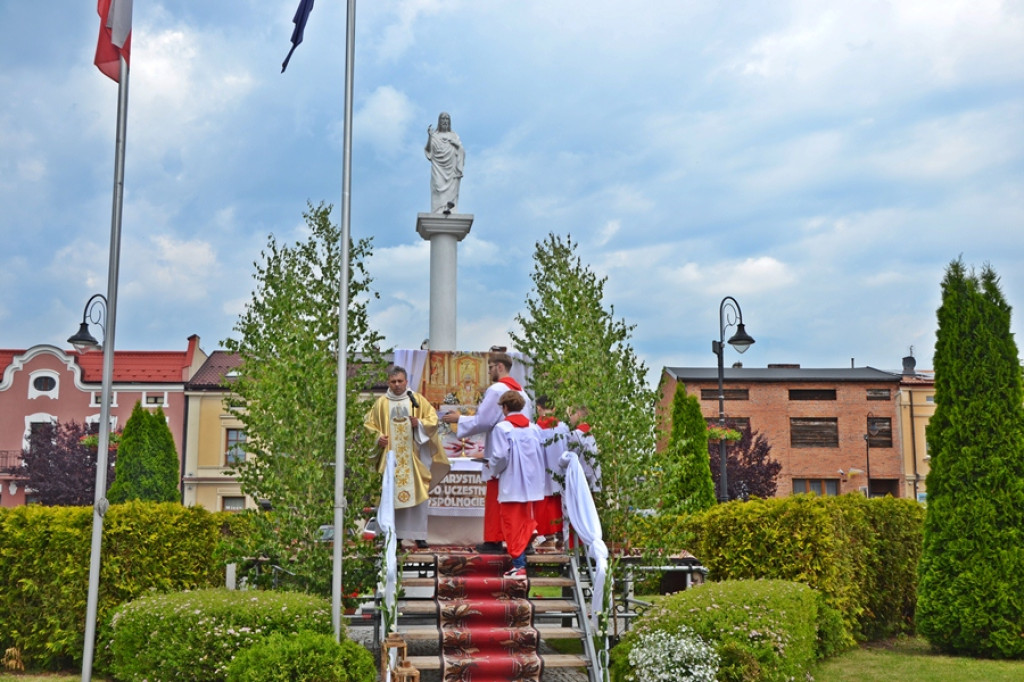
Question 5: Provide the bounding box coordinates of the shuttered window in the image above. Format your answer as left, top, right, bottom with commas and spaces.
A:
790, 417, 839, 447
867, 417, 893, 448
700, 389, 749, 400
789, 389, 837, 400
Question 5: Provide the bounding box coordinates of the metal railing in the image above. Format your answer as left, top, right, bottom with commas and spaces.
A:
0, 450, 24, 472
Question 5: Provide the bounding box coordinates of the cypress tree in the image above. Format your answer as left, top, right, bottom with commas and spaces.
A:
662, 383, 716, 515
107, 402, 179, 503
916, 259, 1024, 658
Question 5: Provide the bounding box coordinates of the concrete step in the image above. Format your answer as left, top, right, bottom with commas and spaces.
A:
400, 625, 583, 641
404, 653, 589, 670
399, 598, 578, 615
403, 576, 575, 589
401, 551, 570, 566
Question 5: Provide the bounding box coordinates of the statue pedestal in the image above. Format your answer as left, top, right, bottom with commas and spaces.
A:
416, 213, 474, 351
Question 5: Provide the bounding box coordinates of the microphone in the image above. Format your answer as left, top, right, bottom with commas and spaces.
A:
407, 390, 420, 409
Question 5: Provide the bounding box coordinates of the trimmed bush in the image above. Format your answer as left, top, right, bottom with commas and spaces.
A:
611, 580, 825, 682
106, 588, 335, 681
0, 502, 228, 670
682, 494, 923, 644
226, 631, 375, 682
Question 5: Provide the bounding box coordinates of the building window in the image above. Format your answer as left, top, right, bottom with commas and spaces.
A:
866, 389, 891, 401
867, 417, 893, 448
222, 496, 246, 513
144, 392, 168, 407
226, 429, 247, 466
28, 371, 59, 399
789, 389, 837, 400
24, 414, 58, 451
699, 388, 749, 400
793, 478, 840, 496
90, 392, 118, 408
790, 417, 839, 448
705, 417, 751, 432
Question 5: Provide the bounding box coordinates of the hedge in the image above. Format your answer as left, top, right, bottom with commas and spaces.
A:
226, 631, 375, 682
610, 579, 834, 682
681, 494, 924, 644
106, 588, 337, 681
0, 502, 231, 669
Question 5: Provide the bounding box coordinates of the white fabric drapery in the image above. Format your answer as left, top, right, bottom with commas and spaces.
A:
393, 349, 427, 391
559, 450, 609, 628
378, 450, 399, 681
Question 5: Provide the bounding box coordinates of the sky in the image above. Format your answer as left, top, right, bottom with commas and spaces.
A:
1, 1, 1022, 385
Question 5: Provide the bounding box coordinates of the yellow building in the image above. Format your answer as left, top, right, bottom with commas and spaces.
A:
896, 356, 934, 503
182, 352, 251, 511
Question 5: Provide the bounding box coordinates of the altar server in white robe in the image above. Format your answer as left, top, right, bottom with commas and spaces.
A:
488, 391, 545, 577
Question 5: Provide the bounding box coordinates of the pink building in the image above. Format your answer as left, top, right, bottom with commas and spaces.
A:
0, 336, 206, 507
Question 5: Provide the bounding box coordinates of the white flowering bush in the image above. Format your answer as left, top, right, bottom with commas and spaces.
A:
104, 588, 335, 681
611, 580, 824, 682
625, 628, 719, 682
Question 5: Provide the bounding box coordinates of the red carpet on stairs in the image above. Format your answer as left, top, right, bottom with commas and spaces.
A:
434, 553, 544, 682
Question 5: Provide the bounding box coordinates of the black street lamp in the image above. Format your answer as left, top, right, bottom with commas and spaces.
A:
69, 293, 116, 682
712, 296, 755, 503
68, 294, 107, 352
864, 413, 880, 498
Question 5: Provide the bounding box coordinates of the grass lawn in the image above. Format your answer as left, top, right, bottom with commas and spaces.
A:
812, 636, 1024, 682
6, 636, 1024, 681
0, 671, 99, 675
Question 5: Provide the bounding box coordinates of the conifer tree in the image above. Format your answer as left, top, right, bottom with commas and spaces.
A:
107, 403, 179, 503
661, 383, 716, 515
916, 259, 1024, 658
512, 234, 658, 538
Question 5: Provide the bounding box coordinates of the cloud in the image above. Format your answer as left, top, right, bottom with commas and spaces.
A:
596, 220, 620, 247
351, 86, 415, 156
121, 234, 218, 302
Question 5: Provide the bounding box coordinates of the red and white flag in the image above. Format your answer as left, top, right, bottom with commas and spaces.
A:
94, 0, 133, 82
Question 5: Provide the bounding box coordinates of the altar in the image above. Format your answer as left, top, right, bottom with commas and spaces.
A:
426, 456, 485, 545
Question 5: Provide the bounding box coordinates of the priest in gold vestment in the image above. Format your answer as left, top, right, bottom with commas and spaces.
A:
365, 366, 450, 548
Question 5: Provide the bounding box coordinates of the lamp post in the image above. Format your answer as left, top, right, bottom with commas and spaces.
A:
864, 414, 880, 498
70, 293, 116, 682
712, 296, 755, 503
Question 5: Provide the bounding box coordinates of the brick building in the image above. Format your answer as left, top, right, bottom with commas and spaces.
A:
660, 363, 903, 498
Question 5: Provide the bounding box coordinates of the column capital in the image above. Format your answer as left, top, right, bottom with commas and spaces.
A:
416, 213, 474, 241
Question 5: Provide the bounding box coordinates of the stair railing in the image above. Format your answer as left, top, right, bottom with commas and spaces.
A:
560, 450, 611, 682
376, 450, 399, 681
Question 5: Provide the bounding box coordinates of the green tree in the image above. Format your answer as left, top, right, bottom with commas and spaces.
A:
916, 259, 1024, 658
107, 403, 179, 503
511, 234, 658, 539
223, 202, 388, 596
661, 384, 716, 515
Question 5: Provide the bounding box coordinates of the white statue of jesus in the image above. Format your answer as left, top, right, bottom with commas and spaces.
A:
425, 112, 465, 213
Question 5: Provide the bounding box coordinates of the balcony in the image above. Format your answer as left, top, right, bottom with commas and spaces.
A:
0, 450, 24, 473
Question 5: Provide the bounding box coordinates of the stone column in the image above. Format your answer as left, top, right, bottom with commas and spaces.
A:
416, 213, 474, 351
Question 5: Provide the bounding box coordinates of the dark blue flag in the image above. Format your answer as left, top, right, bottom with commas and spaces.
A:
282, 0, 314, 72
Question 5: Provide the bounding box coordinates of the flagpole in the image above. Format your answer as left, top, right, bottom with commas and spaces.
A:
332, 0, 357, 641
81, 53, 128, 682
